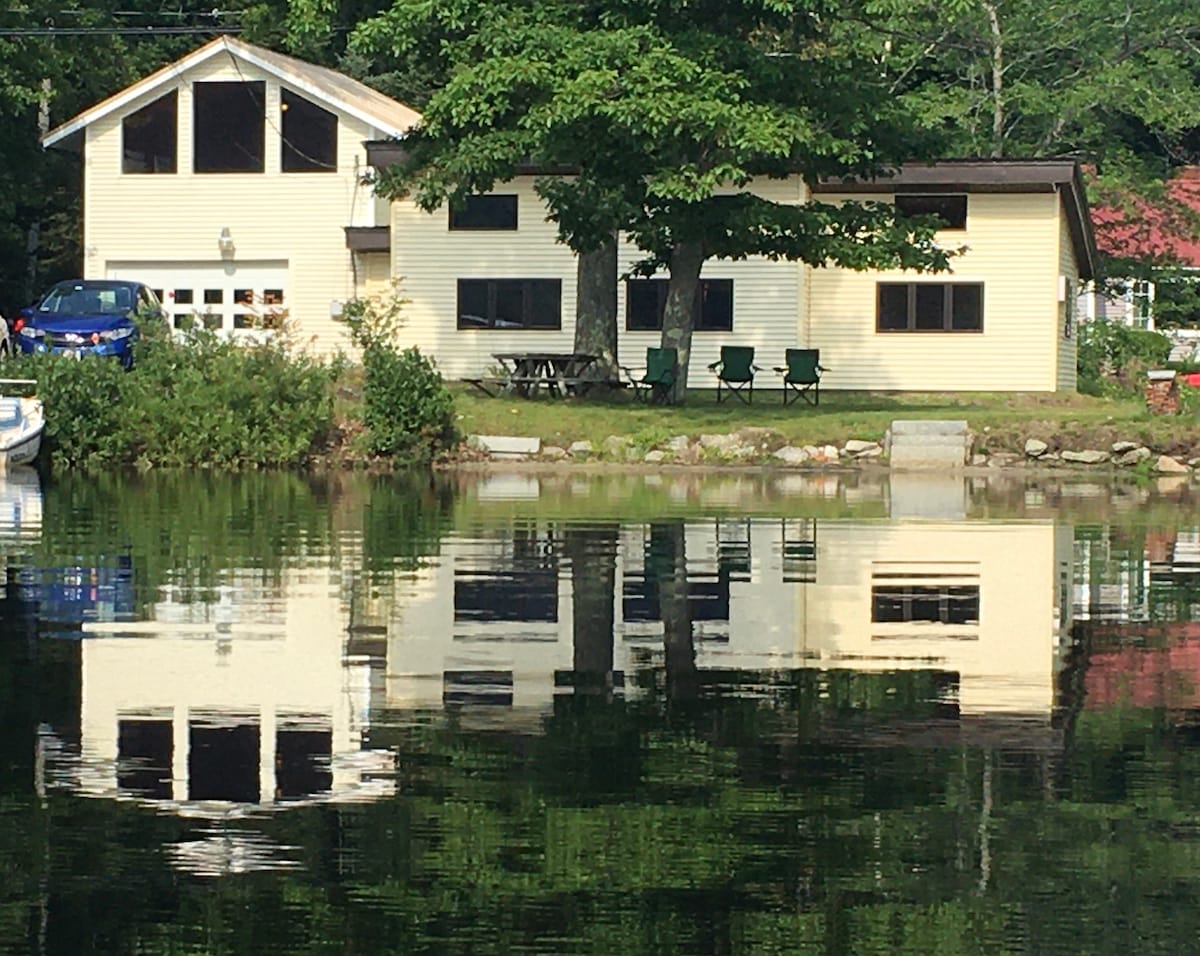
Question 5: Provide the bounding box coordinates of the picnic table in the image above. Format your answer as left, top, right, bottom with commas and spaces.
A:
467, 351, 601, 398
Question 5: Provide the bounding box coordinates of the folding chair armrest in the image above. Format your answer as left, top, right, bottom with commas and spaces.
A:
706, 360, 721, 371
772, 366, 787, 374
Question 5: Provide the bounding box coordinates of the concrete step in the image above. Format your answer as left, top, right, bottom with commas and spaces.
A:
889, 419, 969, 436
887, 419, 970, 469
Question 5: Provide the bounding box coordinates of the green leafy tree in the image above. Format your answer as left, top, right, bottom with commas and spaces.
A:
351, 1, 954, 398
863, 0, 1200, 285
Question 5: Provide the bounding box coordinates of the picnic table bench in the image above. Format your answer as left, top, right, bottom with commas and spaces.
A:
466, 352, 601, 398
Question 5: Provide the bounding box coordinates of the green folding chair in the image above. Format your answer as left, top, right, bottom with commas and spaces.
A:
708, 345, 759, 404
774, 348, 826, 406
621, 347, 677, 404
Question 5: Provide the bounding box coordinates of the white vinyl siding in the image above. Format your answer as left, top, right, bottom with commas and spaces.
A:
618, 177, 805, 390
808, 192, 1064, 392
82, 55, 377, 357
390, 180, 577, 376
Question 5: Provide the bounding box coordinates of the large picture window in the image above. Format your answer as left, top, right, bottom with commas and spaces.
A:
626, 278, 733, 332
895, 194, 968, 230
122, 91, 177, 173
877, 282, 983, 333
449, 195, 518, 230
281, 89, 336, 172
193, 81, 265, 173
457, 278, 561, 330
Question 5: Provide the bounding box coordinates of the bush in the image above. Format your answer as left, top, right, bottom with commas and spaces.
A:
1077, 320, 1171, 397
18, 311, 336, 470
338, 293, 457, 463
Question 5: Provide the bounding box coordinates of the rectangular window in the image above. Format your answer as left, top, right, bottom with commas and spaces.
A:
457, 278, 561, 329
174, 289, 194, 305
872, 586, 980, 625
876, 283, 983, 332
122, 90, 177, 174
193, 81, 265, 173
895, 194, 967, 230
281, 88, 337, 173
625, 278, 734, 332
449, 195, 518, 230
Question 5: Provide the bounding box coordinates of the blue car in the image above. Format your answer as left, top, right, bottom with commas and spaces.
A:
15, 279, 162, 367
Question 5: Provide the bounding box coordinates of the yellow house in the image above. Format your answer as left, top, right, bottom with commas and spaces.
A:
46, 38, 1097, 391
41, 35, 417, 354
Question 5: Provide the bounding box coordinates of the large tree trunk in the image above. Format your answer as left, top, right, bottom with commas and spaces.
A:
573, 236, 619, 381
659, 241, 705, 402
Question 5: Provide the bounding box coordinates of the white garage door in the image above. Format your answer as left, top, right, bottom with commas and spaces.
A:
106, 261, 288, 335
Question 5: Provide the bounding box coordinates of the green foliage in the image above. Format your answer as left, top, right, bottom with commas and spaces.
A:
338, 293, 458, 462
1151, 274, 1200, 328
1076, 320, 1171, 397
18, 314, 336, 470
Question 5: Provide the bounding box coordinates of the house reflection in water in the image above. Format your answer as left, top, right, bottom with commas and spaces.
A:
388, 514, 1075, 722
47, 567, 394, 826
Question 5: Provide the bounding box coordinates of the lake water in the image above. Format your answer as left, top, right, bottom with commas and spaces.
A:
1, 466, 1199, 954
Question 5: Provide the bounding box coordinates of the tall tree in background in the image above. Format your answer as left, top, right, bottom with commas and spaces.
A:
351, 1, 954, 397
863, 0, 1200, 286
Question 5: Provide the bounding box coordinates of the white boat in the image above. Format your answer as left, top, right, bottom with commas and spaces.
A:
0, 379, 44, 468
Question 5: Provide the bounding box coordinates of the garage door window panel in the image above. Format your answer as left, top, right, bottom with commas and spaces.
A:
123, 91, 177, 174
281, 89, 337, 173
194, 81, 265, 173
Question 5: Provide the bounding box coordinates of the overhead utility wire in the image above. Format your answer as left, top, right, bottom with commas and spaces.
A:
0, 26, 241, 35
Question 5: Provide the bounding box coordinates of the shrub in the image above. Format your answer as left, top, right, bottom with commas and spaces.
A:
1077, 320, 1171, 397
338, 292, 457, 463
18, 311, 336, 470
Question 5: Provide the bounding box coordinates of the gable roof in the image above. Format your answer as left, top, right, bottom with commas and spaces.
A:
42, 35, 421, 151
812, 159, 1098, 280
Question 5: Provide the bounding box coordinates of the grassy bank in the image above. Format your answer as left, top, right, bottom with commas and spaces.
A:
452, 386, 1200, 457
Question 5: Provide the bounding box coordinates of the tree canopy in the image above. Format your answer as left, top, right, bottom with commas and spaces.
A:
351, 0, 957, 394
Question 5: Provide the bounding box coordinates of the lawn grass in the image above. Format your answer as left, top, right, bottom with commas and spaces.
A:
451, 385, 1199, 454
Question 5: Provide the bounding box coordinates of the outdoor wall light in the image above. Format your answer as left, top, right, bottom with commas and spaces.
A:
218, 227, 235, 256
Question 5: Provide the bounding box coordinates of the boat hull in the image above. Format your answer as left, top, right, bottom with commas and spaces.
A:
0, 396, 44, 469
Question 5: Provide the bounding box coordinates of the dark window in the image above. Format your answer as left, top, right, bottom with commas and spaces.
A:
281, 88, 337, 173
443, 670, 514, 707
234, 289, 254, 305
895, 194, 967, 230
204, 289, 223, 304
188, 720, 260, 803
876, 283, 983, 332
263, 289, 284, 305
174, 289, 194, 305
449, 195, 518, 230
872, 586, 980, 625
457, 278, 561, 329
625, 278, 734, 332
122, 91, 177, 174
117, 719, 173, 798
193, 81, 265, 173
275, 726, 332, 799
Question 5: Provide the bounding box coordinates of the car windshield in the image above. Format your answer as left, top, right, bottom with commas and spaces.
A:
38, 283, 133, 315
